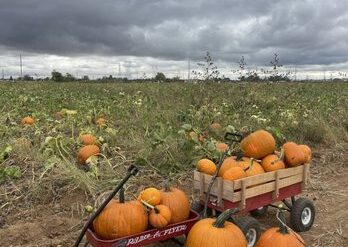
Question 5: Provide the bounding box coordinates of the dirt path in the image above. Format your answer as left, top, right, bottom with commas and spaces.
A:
0, 146, 347, 247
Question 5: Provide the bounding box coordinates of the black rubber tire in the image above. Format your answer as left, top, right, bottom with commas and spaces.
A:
234, 216, 261, 247
250, 206, 268, 217
290, 198, 315, 232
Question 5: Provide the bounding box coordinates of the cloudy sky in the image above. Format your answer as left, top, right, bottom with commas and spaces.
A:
0, 0, 347, 79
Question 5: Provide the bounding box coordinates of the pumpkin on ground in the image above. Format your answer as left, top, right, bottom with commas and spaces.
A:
93, 189, 148, 240
240, 130, 276, 159
149, 204, 172, 229
261, 150, 285, 172
215, 142, 229, 152
209, 122, 222, 133
283, 142, 306, 167
218, 156, 238, 177
160, 184, 190, 224
138, 187, 161, 206
197, 159, 216, 175
187, 131, 198, 141
96, 117, 106, 125
79, 134, 97, 145
77, 145, 100, 164
256, 206, 305, 247
223, 166, 247, 181
299, 144, 312, 163
186, 209, 247, 247
21, 116, 34, 125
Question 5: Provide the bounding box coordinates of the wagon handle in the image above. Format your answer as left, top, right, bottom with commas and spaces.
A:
73, 165, 139, 247
224, 131, 243, 143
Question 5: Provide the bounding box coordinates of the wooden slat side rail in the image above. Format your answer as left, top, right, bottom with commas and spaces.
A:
217, 177, 223, 207
199, 172, 205, 200
240, 180, 247, 210
273, 171, 280, 199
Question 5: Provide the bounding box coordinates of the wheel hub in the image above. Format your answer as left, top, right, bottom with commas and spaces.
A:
246, 228, 257, 247
301, 207, 312, 225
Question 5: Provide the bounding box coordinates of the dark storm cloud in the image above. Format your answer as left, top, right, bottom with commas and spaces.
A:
0, 0, 347, 66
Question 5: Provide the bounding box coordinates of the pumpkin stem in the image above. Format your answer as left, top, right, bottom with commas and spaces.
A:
277, 205, 289, 234
163, 179, 171, 192
213, 208, 238, 228
119, 187, 125, 203
279, 148, 285, 161
141, 199, 155, 210
244, 158, 254, 171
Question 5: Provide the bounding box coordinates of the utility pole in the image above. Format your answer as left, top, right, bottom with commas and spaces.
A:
1, 67, 4, 80
294, 66, 297, 81
20, 54, 23, 78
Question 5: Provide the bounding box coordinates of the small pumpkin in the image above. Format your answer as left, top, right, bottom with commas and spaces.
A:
261, 149, 285, 172
299, 144, 311, 163
256, 206, 305, 247
149, 204, 172, 229
240, 130, 276, 159
93, 189, 148, 240
244, 159, 265, 177
197, 159, 216, 175
186, 209, 247, 247
21, 116, 34, 125
223, 166, 247, 181
209, 122, 222, 133
77, 145, 100, 164
160, 184, 190, 224
79, 134, 97, 145
218, 156, 238, 177
138, 187, 161, 206
283, 142, 305, 167
216, 142, 229, 152
187, 131, 198, 141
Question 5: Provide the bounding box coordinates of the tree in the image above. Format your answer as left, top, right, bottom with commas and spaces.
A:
154, 72, 166, 82
65, 73, 75, 81
82, 75, 90, 81
51, 70, 64, 82
23, 74, 34, 81
192, 51, 220, 82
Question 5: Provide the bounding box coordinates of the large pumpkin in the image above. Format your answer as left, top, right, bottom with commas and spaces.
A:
299, 144, 311, 163
240, 130, 276, 159
218, 156, 238, 177
93, 190, 148, 240
77, 145, 100, 164
261, 150, 285, 172
197, 159, 216, 175
244, 159, 265, 177
138, 187, 161, 206
160, 185, 190, 224
256, 207, 305, 247
186, 209, 247, 247
283, 142, 305, 167
79, 134, 97, 145
21, 116, 34, 125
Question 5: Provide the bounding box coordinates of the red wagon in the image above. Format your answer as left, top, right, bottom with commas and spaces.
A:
192, 163, 315, 247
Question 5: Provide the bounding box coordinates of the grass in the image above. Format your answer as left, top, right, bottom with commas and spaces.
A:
0, 81, 347, 199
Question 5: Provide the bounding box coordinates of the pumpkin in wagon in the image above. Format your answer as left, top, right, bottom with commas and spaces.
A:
261, 149, 286, 172
223, 166, 247, 181
218, 156, 238, 177
160, 183, 190, 224
299, 144, 312, 163
186, 208, 247, 247
138, 187, 161, 206
147, 204, 172, 229
240, 130, 276, 159
283, 142, 306, 167
93, 189, 148, 240
197, 158, 216, 175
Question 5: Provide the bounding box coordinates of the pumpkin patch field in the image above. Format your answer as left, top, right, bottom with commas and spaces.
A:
0, 81, 347, 246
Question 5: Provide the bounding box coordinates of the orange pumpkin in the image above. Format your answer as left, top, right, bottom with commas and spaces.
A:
79, 134, 97, 145
186, 209, 247, 247
209, 122, 222, 133
93, 189, 148, 240
21, 116, 34, 125
216, 142, 229, 152
261, 151, 285, 172
149, 204, 172, 229
299, 144, 311, 163
240, 130, 276, 159
244, 159, 265, 177
197, 159, 216, 175
283, 142, 305, 167
223, 166, 247, 181
138, 187, 161, 206
77, 145, 100, 164
256, 207, 305, 247
218, 156, 238, 177
160, 185, 190, 224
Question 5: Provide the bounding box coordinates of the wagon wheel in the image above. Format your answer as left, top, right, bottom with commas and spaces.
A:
234, 216, 261, 247
290, 197, 315, 232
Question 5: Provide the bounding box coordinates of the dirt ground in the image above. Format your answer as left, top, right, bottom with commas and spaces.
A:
0, 145, 347, 247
